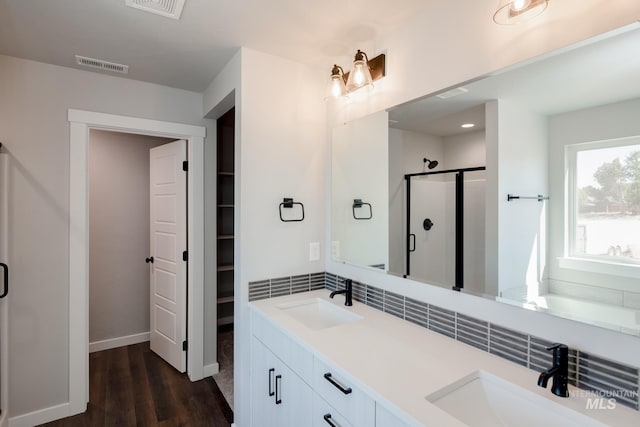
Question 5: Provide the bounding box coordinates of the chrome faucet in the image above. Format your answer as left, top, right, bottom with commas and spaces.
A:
537, 343, 569, 397
330, 279, 353, 306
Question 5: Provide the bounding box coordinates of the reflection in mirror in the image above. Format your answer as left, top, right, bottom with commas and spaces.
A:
387, 105, 487, 295
331, 110, 389, 270
331, 25, 640, 336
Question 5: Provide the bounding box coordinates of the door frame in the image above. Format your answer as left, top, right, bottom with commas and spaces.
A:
68, 109, 206, 415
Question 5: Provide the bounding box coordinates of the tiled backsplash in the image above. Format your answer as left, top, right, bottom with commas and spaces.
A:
248, 272, 325, 301
249, 272, 639, 410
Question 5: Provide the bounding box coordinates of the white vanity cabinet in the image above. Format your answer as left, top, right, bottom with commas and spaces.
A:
251, 307, 411, 427
251, 337, 312, 427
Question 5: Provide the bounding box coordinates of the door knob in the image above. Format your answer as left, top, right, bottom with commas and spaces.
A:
145, 257, 154, 264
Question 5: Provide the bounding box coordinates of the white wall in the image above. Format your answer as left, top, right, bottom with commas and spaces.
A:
88, 130, 171, 345
328, 0, 640, 377
442, 130, 486, 170
203, 48, 327, 427
0, 54, 215, 419
548, 97, 640, 307
493, 100, 548, 300
332, 111, 388, 268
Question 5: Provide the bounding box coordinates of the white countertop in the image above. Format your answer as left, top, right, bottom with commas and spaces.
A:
250, 290, 639, 427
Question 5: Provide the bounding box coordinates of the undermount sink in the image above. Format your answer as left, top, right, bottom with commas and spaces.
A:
277, 298, 362, 330
426, 370, 605, 427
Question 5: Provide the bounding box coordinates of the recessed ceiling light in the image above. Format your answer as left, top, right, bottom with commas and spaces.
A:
461, 123, 475, 128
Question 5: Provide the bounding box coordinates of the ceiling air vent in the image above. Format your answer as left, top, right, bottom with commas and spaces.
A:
75, 55, 129, 74
436, 87, 469, 99
125, 0, 186, 20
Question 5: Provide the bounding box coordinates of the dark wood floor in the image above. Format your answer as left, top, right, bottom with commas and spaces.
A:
40, 342, 233, 427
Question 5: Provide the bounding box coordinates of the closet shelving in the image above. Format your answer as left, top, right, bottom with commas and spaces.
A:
216, 107, 235, 327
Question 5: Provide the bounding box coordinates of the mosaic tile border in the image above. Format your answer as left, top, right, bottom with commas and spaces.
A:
249, 272, 639, 410
248, 272, 325, 301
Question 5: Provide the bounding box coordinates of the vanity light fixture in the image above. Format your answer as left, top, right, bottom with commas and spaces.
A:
493, 0, 550, 25
461, 123, 475, 128
328, 65, 349, 98
326, 49, 386, 99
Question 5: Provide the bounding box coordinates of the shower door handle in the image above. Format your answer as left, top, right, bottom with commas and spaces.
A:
409, 234, 416, 252
0, 262, 7, 298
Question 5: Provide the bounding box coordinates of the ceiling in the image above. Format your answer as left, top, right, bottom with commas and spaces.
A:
0, 0, 434, 92
389, 25, 640, 136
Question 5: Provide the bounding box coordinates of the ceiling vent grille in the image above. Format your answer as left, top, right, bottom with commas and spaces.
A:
436, 87, 469, 99
125, 0, 186, 20
75, 55, 129, 74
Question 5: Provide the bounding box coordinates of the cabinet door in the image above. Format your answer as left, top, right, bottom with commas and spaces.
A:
252, 337, 312, 427
274, 359, 312, 427
251, 337, 277, 427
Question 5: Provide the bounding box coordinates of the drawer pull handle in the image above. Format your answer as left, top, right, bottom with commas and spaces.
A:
268, 368, 275, 397
275, 374, 282, 404
323, 413, 340, 427
324, 372, 352, 395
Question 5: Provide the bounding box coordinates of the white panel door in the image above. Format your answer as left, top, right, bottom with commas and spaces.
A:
149, 140, 187, 372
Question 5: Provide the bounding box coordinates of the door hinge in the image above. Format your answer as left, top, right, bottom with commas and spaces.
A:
182, 340, 188, 351
182, 161, 188, 172
182, 250, 188, 262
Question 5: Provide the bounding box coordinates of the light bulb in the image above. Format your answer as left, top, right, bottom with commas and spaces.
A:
511, 0, 531, 11
326, 65, 348, 99
353, 63, 366, 86
345, 51, 374, 92
330, 77, 343, 97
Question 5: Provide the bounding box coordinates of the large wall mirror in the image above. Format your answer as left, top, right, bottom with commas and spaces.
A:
331, 25, 640, 336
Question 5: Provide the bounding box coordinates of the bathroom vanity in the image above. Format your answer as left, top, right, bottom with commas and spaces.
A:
249, 289, 638, 426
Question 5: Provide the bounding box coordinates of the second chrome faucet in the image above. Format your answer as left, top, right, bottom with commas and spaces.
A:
330, 279, 353, 306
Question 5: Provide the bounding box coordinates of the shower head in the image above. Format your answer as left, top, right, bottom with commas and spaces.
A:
423, 158, 439, 169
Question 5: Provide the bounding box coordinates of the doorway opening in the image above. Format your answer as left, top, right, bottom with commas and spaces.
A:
213, 106, 235, 408
88, 130, 174, 357
68, 109, 206, 416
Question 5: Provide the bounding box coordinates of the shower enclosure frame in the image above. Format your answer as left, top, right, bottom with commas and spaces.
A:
404, 166, 486, 291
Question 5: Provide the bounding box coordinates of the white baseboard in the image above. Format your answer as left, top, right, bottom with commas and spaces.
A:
203, 362, 220, 377
89, 331, 150, 353
9, 402, 70, 427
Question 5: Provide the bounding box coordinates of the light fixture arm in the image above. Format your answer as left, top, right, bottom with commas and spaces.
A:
331, 64, 347, 82
354, 49, 369, 63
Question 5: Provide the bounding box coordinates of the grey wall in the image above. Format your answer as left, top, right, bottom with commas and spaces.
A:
0, 53, 215, 417
89, 130, 172, 344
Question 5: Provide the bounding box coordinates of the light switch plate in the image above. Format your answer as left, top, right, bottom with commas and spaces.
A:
309, 242, 320, 261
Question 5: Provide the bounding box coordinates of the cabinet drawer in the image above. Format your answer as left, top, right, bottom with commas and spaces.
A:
312, 392, 355, 427
252, 309, 313, 383
312, 357, 375, 426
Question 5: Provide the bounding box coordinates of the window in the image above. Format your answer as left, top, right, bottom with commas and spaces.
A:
567, 137, 640, 266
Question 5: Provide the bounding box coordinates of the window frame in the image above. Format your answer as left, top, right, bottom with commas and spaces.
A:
565, 135, 640, 269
